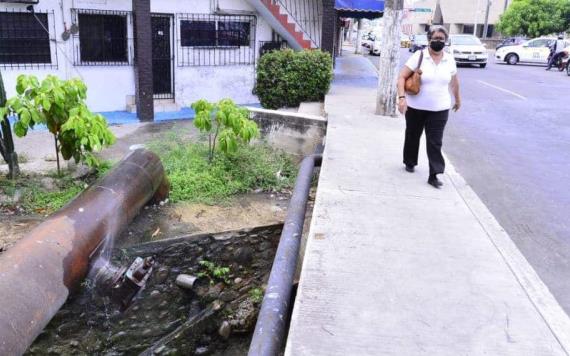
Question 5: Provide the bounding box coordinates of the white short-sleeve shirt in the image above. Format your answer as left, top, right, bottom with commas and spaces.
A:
404, 49, 457, 112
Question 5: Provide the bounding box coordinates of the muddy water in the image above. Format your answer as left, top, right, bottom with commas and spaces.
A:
27, 225, 282, 356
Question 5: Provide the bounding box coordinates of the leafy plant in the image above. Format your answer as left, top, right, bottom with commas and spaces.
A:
0, 75, 116, 175
198, 260, 231, 285
0, 70, 19, 179
191, 98, 259, 163
249, 287, 264, 304
497, 0, 570, 37
254, 49, 333, 109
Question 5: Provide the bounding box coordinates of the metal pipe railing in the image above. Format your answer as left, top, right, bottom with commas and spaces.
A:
0, 149, 169, 355
248, 153, 322, 356
271, 0, 322, 48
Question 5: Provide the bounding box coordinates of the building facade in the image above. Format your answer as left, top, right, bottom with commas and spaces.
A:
403, 0, 512, 38
0, 0, 323, 120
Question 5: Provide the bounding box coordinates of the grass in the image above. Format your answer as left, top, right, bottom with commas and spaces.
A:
249, 287, 264, 304
0, 162, 112, 215
0, 174, 83, 214
148, 135, 297, 204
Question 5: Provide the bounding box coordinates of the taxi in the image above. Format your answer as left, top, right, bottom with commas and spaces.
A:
495, 37, 557, 65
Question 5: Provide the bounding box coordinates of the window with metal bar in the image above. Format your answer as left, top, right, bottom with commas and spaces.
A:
180, 20, 216, 47
0, 12, 51, 65
218, 21, 250, 47
78, 14, 127, 62
177, 14, 256, 67
72, 9, 133, 66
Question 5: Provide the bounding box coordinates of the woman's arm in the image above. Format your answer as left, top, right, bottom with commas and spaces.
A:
397, 66, 413, 114
450, 74, 461, 112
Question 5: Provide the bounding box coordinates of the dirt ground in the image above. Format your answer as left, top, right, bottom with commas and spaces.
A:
0, 120, 314, 253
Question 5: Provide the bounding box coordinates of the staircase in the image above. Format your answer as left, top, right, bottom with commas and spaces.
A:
248, 0, 322, 50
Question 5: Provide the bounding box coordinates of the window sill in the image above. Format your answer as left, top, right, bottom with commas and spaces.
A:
180, 46, 250, 50
74, 62, 132, 67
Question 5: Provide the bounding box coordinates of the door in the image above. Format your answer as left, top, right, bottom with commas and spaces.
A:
523, 39, 550, 63
151, 15, 174, 99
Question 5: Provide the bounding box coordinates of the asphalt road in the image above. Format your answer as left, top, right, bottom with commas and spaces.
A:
366, 49, 570, 314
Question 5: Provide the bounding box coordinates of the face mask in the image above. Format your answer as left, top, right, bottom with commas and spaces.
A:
430, 40, 445, 52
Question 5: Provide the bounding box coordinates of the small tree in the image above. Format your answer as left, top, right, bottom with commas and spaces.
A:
0, 75, 116, 175
191, 98, 259, 162
0, 71, 20, 179
497, 0, 570, 38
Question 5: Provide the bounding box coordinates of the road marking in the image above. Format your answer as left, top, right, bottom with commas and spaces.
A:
477, 80, 527, 100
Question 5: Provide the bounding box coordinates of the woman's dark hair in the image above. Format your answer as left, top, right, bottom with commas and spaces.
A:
427, 25, 449, 41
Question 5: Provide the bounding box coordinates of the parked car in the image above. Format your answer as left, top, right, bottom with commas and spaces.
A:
401, 34, 411, 48
496, 36, 527, 50
370, 37, 382, 56
448, 34, 488, 68
495, 37, 562, 65
361, 33, 376, 49
409, 34, 428, 52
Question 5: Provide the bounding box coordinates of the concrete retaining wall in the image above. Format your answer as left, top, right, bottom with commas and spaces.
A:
247, 107, 327, 157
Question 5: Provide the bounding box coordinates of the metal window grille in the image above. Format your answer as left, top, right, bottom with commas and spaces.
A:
259, 41, 289, 57
0, 9, 58, 70
71, 9, 134, 66
176, 13, 256, 67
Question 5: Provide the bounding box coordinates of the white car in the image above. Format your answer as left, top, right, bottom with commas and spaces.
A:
361, 33, 376, 49
495, 37, 559, 65
448, 35, 488, 68
370, 38, 382, 56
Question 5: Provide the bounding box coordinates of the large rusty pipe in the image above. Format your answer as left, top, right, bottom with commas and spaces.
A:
0, 149, 168, 355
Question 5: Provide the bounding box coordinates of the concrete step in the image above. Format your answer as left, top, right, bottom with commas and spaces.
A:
125, 99, 180, 114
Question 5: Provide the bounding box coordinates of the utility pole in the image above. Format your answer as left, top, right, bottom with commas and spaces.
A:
482, 0, 491, 39
474, 0, 481, 36
375, 0, 404, 117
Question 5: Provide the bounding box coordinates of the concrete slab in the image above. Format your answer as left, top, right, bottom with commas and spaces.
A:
298, 102, 324, 117
285, 54, 570, 355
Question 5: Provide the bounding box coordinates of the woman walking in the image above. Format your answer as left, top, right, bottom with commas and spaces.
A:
397, 26, 461, 188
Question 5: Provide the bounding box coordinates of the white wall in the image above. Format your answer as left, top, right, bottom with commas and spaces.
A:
176, 65, 257, 107
1, 0, 274, 113
1, 0, 135, 112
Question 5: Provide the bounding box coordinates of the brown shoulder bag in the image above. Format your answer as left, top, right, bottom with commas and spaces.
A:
404, 50, 424, 95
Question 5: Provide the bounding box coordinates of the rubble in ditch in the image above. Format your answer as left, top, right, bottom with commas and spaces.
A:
27, 225, 282, 355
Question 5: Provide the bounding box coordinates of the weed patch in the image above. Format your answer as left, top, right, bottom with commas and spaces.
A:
0, 162, 113, 215
148, 138, 297, 204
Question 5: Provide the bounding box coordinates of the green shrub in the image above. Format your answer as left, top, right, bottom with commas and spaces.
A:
254, 49, 333, 109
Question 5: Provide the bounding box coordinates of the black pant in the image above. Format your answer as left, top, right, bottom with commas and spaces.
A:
403, 107, 449, 176
547, 51, 565, 68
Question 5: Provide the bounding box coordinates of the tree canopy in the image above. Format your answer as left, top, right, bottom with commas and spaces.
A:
496, 0, 570, 38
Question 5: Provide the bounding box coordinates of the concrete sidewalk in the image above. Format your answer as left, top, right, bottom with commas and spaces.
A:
285, 54, 570, 355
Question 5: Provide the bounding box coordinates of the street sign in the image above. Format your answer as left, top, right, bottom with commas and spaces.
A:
411, 8, 432, 12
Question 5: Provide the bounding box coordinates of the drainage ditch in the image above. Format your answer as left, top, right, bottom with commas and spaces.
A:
27, 225, 282, 356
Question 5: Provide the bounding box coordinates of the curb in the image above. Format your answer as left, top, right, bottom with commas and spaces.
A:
445, 157, 570, 355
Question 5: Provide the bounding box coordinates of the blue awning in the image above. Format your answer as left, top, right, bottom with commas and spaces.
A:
335, 0, 384, 13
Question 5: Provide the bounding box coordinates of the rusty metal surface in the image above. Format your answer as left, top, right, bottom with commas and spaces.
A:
0, 149, 168, 355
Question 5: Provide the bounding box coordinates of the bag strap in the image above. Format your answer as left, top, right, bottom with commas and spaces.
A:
416, 50, 424, 71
